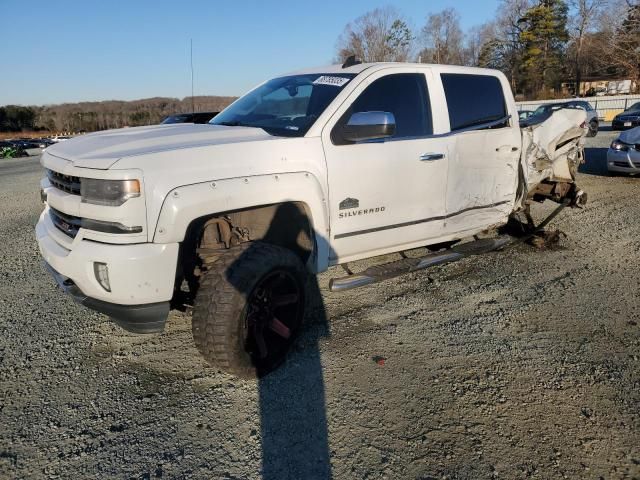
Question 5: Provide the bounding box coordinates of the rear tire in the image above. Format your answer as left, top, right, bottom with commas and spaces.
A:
587, 120, 598, 137
192, 242, 307, 378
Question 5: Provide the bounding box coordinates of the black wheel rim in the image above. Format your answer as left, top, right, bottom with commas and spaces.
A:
244, 269, 302, 369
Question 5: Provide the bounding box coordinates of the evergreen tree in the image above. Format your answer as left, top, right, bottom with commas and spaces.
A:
386, 20, 413, 58
518, 0, 569, 97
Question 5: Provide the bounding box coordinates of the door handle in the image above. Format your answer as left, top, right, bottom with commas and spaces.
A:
419, 153, 445, 161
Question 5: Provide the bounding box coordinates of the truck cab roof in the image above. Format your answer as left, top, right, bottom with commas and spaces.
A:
287, 62, 507, 78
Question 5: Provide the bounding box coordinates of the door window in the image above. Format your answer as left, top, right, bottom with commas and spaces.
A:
441, 73, 508, 131
334, 73, 432, 142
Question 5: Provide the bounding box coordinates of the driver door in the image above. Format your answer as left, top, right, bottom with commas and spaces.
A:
321, 69, 449, 263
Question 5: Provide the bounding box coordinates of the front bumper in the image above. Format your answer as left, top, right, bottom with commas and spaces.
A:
36, 208, 179, 332
44, 263, 170, 333
607, 148, 640, 173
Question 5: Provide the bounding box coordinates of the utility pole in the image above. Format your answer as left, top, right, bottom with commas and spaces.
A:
190, 39, 195, 113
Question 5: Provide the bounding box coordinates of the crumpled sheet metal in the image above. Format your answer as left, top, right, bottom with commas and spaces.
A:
520, 109, 587, 198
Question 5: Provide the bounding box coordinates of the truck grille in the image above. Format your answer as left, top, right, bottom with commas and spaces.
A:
46, 169, 81, 195
49, 207, 81, 238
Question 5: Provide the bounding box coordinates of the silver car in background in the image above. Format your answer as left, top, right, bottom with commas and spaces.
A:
522, 100, 598, 137
607, 126, 640, 174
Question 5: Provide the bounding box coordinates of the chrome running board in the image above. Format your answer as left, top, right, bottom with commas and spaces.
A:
329, 236, 511, 292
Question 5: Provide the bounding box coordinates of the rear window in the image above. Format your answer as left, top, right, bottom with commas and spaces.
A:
566, 101, 593, 111
441, 73, 508, 131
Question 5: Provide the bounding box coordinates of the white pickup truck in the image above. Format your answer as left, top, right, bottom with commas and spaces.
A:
36, 61, 587, 377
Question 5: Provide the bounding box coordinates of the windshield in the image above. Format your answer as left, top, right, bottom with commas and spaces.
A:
211, 73, 356, 137
626, 102, 640, 111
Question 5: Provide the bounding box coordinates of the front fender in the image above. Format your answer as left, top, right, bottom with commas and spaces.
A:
153, 172, 331, 272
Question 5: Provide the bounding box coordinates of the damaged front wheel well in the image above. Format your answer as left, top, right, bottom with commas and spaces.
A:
174, 202, 315, 302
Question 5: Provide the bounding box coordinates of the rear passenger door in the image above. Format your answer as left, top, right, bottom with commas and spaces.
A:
439, 73, 521, 234
322, 69, 450, 263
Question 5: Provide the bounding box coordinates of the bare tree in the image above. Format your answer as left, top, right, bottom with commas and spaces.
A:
569, 0, 607, 94
476, 0, 534, 92
336, 7, 413, 63
418, 8, 465, 65
595, 0, 640, 88
464, 23, 498, 66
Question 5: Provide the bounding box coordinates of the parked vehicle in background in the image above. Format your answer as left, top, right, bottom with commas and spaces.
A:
0, 141, 28, 158
612, 102, 640, 130
51, 135, 73, 143
36, 62, 588, 378
518, 110, 534, 122
12, 139, 45, 156
22, 139, 47, 149
565, 101, 598, 137
608, 126, 640, 175
10, 139, 37, 149
161, 112, 219, 124
1, 142, 16, 158
33, 138, 56, 148
607, 80, 633, 96
521, 101, 597, 136
1, 137, 58, 157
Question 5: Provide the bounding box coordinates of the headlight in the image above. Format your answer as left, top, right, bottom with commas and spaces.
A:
80, 179, 140, 206
610, 140, 630, 152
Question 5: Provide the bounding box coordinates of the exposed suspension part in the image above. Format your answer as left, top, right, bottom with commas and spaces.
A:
195, 217, 249, 276
529, 181, 587, 208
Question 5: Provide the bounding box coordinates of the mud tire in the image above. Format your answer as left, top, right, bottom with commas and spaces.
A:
192, 242, 307, 378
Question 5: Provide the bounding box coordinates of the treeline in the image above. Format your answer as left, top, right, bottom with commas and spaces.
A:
336, 0, 640, 99
4, 0, 637, 134
0, 96, 236, 133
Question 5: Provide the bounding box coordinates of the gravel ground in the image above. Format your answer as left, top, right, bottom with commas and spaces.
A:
1, 127, 639, 480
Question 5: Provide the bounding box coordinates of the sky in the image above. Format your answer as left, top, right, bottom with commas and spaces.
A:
0, 0, 500, 106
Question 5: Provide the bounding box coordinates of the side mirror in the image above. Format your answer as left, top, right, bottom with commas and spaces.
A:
341, 111, 396, 142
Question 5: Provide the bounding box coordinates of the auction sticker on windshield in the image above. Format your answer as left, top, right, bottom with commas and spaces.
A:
313, 76, 350, 87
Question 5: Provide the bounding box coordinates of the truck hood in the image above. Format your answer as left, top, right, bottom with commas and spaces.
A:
45, 124, 275, 169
